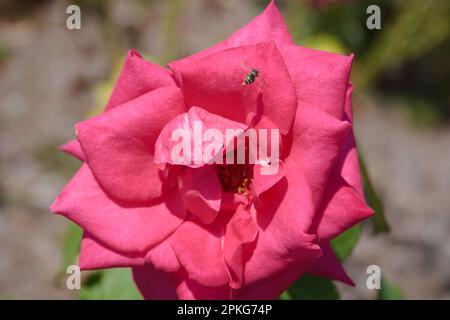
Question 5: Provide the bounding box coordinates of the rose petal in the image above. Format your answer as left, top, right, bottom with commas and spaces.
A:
60, 51, 176, 162
169, 42, 297, 134
79, 231, 145, 270
145, 239, 180, 273
170, 218, 230, 287
281, 44, 353, 120
175, 270, 232, 300
50, 163, 186, 253
179, 166, 222, 224
338, 84, 364, 195
220, 192, 248, 211
59, 140, 84, 161
154, 106, 247, 166
76, 87, 185, 204
312, 174, 374, 240
312, 85, 374, 240
236, 254, 321, 300
105, 50, 176, 111
132, 265, 179, 300
244, 163, 321, 285
253, 159, 286, 197
223, 205, 259, 289
289, 105, 351, 206
308, 242, 354, 286
134, 267, 232, 300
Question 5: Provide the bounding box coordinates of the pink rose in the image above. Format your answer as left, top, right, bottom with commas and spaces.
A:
51, 1, 373, 299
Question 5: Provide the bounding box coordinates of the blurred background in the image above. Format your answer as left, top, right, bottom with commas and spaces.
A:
0, 0, 449, 299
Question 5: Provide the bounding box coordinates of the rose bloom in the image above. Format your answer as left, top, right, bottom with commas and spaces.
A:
51, 1, 373, 299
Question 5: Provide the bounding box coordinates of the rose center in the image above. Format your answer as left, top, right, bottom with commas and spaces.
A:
216, 164, 253, 194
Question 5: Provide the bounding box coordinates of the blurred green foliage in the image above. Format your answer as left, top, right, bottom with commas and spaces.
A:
80, 269, 142, 300
378, 277, 404, 300
0, 44, 11, 63
331, 224, 362, 261
282, 0, 450, 126
285, 275, 339, 300
61, 223, 83, 274
33, 143, 80, 180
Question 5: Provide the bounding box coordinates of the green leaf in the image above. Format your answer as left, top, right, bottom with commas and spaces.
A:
287, 274, 339, 300
359, 153, 390, 233
62, 223, 83, 271
378, 278, 404, 300
331, 224, 362, 261
279, 291, 292, 300
79, 268, 142, 300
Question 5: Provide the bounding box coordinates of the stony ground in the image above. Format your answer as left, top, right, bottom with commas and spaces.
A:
0, 0, 448, 299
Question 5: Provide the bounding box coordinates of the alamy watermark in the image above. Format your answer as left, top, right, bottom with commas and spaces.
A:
67, 4, 381, 31
366, 5, 381, 30
66, 265, 81, 290
366, 265, 382, 290
66, 5, 81, 30
167, 120, 281, 176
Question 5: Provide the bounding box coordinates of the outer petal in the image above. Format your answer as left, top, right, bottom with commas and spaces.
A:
289, 105, 351, 207
236, 257, 320, 300
132, 265, 179, 300
79, 231, 145, 270
105, 50, 176, 111
244, 162, 322, 286
170, 1, 292, 70
339, 130, 364, 195
83, 220, 182, 273
145, 239, 180, 273
59, 140, 84, 161
175, 271, 232, 300
169, 42, 297, 134
133, 266, 232, 300
60, 50, 176, 159
312, 175, 374, 240
76, 87, 185, 204
266, 29, 355, 210
308, 242, 354, 286
312, 85, 374, 240
338, 85, 364, 195
170, 217, 230, 288
51, 164, 186, 253
281, 44, 353, 120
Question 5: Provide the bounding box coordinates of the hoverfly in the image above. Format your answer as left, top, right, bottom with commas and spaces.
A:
240, 60, 262, 87
241, 68, 260, 86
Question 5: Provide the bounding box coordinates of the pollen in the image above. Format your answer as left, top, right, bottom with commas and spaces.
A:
216, 164, 253, 194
